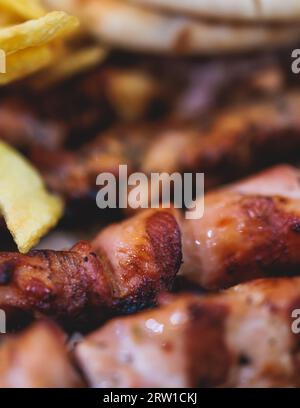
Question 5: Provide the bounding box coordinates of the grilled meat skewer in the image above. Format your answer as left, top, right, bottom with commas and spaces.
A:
0, 210, 181, 325
34, 91, 300, 200
75, 277, 300, 388
2, 162, 300, 329
0, 322, 83, 388
182, 165, 300, 289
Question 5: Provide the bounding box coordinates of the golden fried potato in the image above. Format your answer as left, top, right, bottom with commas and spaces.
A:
0, 0, 46, 20
0, 11, 79, 55
0, 45, 54, 85
0, 7, 79, 84
0, 141, 64, 253
0, 12, 20, 27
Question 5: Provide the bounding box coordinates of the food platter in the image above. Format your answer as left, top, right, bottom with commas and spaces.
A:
1, 0, 300, 390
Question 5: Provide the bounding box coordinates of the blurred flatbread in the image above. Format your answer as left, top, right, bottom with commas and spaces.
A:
131, 0, 300, 22
44, 0, 300, 54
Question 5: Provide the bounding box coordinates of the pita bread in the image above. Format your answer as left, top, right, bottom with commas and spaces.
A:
131, 0, 300, 22
44, 0, 300, 54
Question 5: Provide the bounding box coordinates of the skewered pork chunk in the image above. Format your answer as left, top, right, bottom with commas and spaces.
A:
0, 210, 181, 325
0, 322, 82, 388
75, 277, 300, 388
182, 165, 300, 289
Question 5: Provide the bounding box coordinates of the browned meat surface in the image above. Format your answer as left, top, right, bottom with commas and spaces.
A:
75, 277, 300, 388
0, 322, 82, 388
2, 160, 300, 322
32, 125, 152, 198
0, 210, 181, 325
34, 91, 300, 199
178, 91, 300, 187
182, 165, 300, 289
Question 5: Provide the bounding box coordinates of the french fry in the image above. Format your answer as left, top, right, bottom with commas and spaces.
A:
0, 6, 79, 84
0, 141, 64, 253
0, 45, 55, 85
0, 11, 79, 55
0, 0, 46, 20
0, 12, 20, 27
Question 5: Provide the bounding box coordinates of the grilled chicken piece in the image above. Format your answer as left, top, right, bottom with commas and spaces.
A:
33, 124, 152, 199
0, 322, 82, 388
182, 165, 300, 289
75, 277, 300, 388
35, 91, 300, 199
141, 91, 300, 183
0, 210, 181, 325
187, 91, 300, 187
